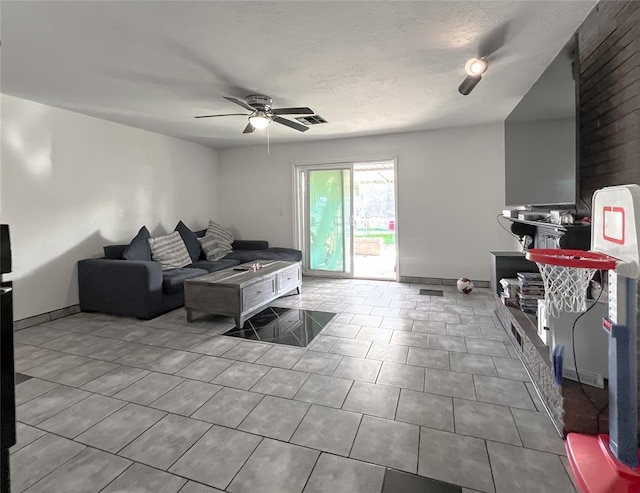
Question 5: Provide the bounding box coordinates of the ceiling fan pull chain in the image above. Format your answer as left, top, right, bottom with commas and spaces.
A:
267, 124, 270, 155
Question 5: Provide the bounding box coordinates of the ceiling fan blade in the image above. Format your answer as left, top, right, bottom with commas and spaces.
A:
272, 116, 309, 132
478, 21, 510, 59
223, 96, 256, 112
271, 107, 314, 115
194, 113, 249, 119
243, 122, 255, 134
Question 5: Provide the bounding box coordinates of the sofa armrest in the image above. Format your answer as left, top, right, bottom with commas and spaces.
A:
78, 259, 164, 319
232, 240, 269, 250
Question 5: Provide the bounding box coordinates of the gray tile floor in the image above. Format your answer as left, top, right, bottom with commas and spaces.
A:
10, 277, 577, 493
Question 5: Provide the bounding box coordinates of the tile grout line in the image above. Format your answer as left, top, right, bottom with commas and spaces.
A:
299, 451, 324, 492
27, 418, 232, 493
12, 433, 89, 493
162, 420, 213, 475
18, 388, 95, 430
484, 439, 498, 493
22, 314, 503, 378
96, 461, 140, 493
346, 412, 365, 459
19, 349, 532, 420
220, 433, 265, 491
37, 395, 129, 441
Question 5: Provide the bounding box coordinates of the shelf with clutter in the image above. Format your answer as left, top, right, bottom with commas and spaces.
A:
500, 212, 592, 251
491, 248, 609, 438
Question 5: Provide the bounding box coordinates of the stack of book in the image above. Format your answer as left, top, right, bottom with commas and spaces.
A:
499, 278, 520, 307
517, 272, 545, 313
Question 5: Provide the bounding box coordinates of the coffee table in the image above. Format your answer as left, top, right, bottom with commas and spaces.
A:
184, 260, 301, 328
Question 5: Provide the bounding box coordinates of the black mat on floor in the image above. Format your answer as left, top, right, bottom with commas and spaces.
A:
223, 307, 336, 347
382, 469, 462, 493
419, 289, 444, 296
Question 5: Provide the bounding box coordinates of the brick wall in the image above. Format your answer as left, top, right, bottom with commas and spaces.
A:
578, 0, 639, 201
577, 0, 639, 438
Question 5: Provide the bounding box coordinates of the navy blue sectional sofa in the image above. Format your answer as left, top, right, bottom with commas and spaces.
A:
78, 225, 301, 320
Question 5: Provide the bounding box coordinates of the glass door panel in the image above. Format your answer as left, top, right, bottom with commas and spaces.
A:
307, 168, 352, 275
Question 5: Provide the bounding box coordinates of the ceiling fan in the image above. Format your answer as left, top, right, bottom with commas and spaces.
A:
195, 95, 314, 133
458, 22, 510, 95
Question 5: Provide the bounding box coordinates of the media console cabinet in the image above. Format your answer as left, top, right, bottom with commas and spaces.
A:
491, 250, 608, 436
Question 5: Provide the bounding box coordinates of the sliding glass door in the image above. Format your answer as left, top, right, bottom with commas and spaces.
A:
295, 160, 397, 280
297, 166, 353, 277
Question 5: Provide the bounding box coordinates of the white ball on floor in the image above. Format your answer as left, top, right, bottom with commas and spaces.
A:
457, 278, 474, 294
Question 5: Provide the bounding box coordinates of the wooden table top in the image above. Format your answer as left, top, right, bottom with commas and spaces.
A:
185, 260, 298, 287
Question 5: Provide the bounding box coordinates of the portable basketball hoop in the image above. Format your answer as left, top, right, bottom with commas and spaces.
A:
525, 249, 617, 318
528, 184, 640, 493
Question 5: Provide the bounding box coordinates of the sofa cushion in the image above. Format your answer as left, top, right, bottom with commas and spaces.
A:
162, 267, 208, 294
122, 226, 151, 261
224, 247, 302, 263
175, 221, 202, 263
188, 259, 241, 273
148, 231, 192, 270
103, 244, 127, 259
261, 247, 302, 262
205, 220, 234, 255
222, 249, 264, 264
198, 235, 228, 261
232, 240, 269, 250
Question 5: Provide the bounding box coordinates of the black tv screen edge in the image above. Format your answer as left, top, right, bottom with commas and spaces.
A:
1, 225, 11, 275
504, 34, 579, 209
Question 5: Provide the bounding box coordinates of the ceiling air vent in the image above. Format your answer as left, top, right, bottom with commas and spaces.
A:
295, 115, 328, 125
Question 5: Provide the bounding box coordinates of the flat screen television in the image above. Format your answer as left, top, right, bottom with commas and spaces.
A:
504, 35, 579, 208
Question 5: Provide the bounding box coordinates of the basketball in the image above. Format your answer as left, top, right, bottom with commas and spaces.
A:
457, 278, 474, 294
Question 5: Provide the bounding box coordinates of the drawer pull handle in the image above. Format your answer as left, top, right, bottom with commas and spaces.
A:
287, 277, 291, 280
257, 291, 262, 294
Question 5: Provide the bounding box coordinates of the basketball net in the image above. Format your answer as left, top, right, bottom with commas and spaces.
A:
525, 249, 615, 319
534, 262, 596, 318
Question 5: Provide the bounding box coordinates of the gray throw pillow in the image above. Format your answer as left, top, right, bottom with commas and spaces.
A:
122, 226, 151, 261
148, 231, 191, 270
174, 221, 201, 262
198, 235, 228, 261
205, 220, 234, 254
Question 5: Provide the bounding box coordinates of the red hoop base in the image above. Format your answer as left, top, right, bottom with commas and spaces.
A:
525, 249, 617, 270
566, 433, 640, 493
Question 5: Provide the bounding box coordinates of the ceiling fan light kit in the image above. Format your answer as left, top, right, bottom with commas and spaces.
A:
249, 114, 270, 129
195, 94, 315, 133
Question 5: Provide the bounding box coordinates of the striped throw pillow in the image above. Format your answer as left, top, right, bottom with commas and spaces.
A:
205, 220, 234, 254
197, 235, 228, 261
148, 231, 192, 270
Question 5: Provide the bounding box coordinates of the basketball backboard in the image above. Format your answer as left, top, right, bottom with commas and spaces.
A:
592, 184, 640, 280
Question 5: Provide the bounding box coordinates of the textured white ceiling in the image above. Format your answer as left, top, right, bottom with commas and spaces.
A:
1, 1, 596, 148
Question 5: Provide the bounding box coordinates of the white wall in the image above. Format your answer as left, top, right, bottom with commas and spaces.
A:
217, 124, 515, 281
1, 94, 219, 320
